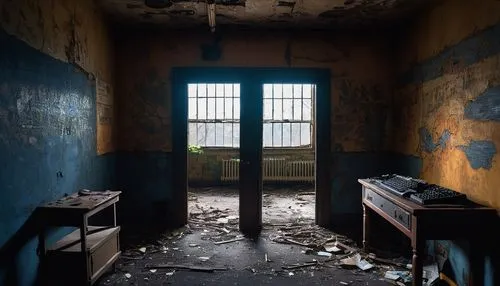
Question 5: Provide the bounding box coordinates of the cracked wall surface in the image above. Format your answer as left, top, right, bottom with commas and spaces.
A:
0, 0, 115, 285
0, 0, 116, 154
394, 0, 500, 285
116, 29, 395, 153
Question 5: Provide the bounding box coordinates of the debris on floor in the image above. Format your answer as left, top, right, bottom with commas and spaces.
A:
98, 187, 416, 285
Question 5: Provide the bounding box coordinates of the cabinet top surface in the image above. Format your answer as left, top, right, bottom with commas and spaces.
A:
38, 190, 121, 211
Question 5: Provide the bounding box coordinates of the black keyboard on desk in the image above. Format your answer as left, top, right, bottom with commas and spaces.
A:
409, 185, 467, 205
372, 174, 467, 205
376, 175, 424, 196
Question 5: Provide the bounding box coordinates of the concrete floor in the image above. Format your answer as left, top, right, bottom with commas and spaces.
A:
97, 187, 395, 286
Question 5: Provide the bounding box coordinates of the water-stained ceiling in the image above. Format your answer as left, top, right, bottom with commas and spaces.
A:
98, 0, 436, 28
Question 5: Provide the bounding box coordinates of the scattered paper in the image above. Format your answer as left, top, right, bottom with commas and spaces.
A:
423, 263, 439, 286
124, 273, 132, 279
324, 243, 342, 253
149, 269, 157, 273
139, 247, 146, 253
166, 271, 175, 276
339, 253, 373, 270
199, 256, 210, 261
357, 259, 374, 271
288, 272, 294, 276
216, 218, 229, 224
317, 251, 333, 257
339, 282, 350, 285
385, 271, 412, 283
189, 243, 198, 247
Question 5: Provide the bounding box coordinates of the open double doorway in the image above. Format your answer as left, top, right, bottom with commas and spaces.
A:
171, 68, 331, 235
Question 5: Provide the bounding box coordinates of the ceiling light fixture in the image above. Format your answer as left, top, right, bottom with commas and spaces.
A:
207, 0, 216, 32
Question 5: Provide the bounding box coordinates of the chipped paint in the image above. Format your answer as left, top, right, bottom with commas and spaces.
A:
99, 0, 434, 27
419, 128, 451, 153
116, 30, 394, 152
464, 85, 500, 121
395, 1, 500, 285
458, 140, 497, 170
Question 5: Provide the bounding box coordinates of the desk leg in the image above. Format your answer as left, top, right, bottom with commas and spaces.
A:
38, 228, 47, 283
81, 218, 90, 285
362, 204, 370, 252
412, 238, 424, 286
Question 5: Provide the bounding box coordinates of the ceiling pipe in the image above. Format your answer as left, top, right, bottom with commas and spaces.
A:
207, 0, 216, 32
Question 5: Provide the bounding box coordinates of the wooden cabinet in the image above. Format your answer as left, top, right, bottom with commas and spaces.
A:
37, 190, 121, 285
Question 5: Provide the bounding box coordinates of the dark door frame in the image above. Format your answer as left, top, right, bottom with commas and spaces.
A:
171, 67, 331, 229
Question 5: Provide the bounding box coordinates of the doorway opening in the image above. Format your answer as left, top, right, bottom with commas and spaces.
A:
187, 83, 241, 228
261, 83, 316, 225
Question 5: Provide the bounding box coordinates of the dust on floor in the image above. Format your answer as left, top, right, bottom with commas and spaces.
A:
188, 186, 316, 225
97, 187, 409, 285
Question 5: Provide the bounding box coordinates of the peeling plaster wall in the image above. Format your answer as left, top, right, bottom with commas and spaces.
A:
394, 0, 500, 284
0, 0, 115, 285
0, 0, 116, 154
115, 29, 401, 224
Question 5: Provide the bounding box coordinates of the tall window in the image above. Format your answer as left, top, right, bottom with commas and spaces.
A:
188, 83, 314, 148
188, 83, 240, 147
263, 84, 314, 148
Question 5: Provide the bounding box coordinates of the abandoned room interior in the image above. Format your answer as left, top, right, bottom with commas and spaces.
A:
1, 0, 500, 285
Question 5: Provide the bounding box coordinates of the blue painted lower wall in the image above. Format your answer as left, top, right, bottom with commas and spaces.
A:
0, 30, 116, 286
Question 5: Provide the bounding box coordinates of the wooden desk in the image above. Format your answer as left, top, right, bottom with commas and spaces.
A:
359, 179, 496, 286
37, 190, 121, 285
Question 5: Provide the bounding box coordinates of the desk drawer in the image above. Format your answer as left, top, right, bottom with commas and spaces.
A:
364, 188, 411, 230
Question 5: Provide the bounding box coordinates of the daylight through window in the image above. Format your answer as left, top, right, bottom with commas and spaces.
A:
188, 83, 314, 148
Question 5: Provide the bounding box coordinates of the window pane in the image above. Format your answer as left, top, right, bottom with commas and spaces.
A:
198, 84, 207, 97
291, 123, 301, 146
302, 84, 312, 98
188, 84, 197, 98
188, 98, 197, 119
293, 99, 302, 120
263, 99, 273, 120
188, 122, 197, 145
282, 123, 291, 147
207, 84, 216, 97
293, 84, 302, 98
223, 123, 233, 147
196, 123, 206, 146
206, 123, 215, 146
283, 84, 293, 98
232, 124, 240, 147
263, 84, 272, 99
273, 123, 282, 147
198, 98, 207, 119
216, 84, 224, 97
273, 99, 282, 120
233, 84, 240, 98
207, 98, 215, 119
303, 98, 312, 120
216, 98, 224, 119
263, 123, 273, 147
224, 84, 233, 98
283, 99, 293, 120
300, 123, 311, 145
225, 98, 233, 119
273, 84, 282, 99
215, 123, 224, 146
234, 98, 240, 119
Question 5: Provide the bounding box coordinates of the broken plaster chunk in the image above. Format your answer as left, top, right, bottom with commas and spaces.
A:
124, 273, 132, 279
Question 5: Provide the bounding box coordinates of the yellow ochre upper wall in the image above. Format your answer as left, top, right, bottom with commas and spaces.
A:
0, 0, 116, 154
394, 0, 500, 208
115, 30, 396, 152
